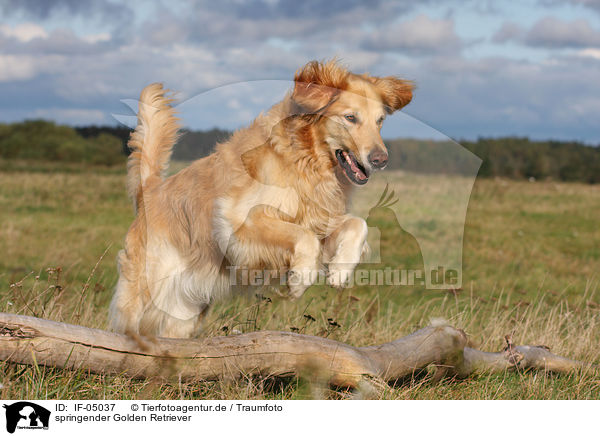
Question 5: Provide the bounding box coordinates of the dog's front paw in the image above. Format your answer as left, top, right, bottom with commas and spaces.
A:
286, 268, 317, 299
327, 266, 354, 289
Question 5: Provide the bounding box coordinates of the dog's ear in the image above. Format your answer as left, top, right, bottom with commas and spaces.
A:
292, 60, 348, 114
370, 76, 414, 114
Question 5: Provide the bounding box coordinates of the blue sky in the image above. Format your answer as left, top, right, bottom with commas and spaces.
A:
1, 0, 600, 142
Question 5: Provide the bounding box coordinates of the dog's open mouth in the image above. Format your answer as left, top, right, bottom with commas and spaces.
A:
335, 149, 369, 185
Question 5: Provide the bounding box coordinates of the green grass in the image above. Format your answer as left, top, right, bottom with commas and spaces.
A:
1, 165, 599, 399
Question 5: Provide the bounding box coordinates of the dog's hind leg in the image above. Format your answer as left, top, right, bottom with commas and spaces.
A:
137, 301, 210, 338
109, 249, 146, 334
137, 254, 227, 338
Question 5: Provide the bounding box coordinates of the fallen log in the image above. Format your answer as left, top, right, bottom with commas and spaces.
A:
0, 313, 594, 388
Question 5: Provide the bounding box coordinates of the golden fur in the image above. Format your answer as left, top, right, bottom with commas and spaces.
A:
109, 60, 413, 338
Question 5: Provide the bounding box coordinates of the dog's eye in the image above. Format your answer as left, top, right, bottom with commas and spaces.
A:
344, 114, 357, 123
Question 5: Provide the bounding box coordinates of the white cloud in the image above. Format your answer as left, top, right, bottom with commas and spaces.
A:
562, 0, 600, 12
577, 47, 600, 58
0, 55, 36, 81
492, 22, 523, 43
362, 14, 462, 55
0, 22, 47, 42
527, 16, 600, 48
82, 33, 111, 44
493, 16, 600, 48
405, 53, 600, 141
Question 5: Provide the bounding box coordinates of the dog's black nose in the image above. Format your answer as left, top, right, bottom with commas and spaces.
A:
368, 149, 388, 169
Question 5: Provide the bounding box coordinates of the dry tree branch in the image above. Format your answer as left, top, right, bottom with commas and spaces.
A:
0, 313, 594, 389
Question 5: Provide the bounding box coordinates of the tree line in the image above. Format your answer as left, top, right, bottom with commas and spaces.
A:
1, 120, 599, 183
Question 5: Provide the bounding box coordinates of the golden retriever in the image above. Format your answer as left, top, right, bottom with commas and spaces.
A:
109, 60, 413, 338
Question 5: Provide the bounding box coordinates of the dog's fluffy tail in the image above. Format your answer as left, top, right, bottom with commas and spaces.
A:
126, 83, 180, 212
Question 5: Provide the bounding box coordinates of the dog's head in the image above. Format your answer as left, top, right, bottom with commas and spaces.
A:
291, 60, 414, 186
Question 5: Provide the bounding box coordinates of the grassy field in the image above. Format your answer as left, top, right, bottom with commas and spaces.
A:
0, 161, 599, 399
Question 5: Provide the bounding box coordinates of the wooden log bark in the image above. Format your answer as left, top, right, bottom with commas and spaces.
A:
460, 335, 589, 376
0, 313, 593, 389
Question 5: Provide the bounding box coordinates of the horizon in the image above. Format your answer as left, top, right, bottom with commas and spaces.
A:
6, 116, 600, 147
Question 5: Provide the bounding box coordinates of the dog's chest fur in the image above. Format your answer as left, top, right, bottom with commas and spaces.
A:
243, 136, 349, 239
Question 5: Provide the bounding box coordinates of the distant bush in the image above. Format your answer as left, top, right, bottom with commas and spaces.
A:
172, 128, 231, 161
384, 138, 478, 176
461, 137, 600, 183
75, 125, 132, 156
384, 137, 600, 183
0, 120, 126, 165
0, 121, 231, 166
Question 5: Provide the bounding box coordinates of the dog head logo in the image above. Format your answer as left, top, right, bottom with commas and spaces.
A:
366, 184, 425, 273
3, 402, 50, 433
